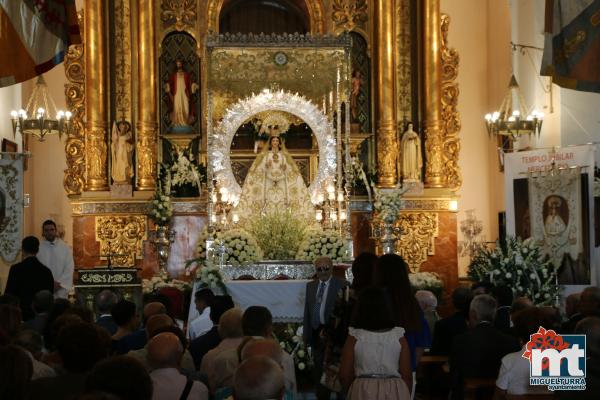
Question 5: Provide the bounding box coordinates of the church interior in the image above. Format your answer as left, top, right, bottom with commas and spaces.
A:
1, 0, 600, 399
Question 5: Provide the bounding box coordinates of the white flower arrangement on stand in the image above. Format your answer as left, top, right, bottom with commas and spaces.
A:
468, 237, 558, 305
141, 269, 191, 294
217, 229, 264, 266
373, 187, 405, 224
409, 272, 444, 300
275, 324, 312, 373
296, 229, 348, 263
170, 149, 204, 189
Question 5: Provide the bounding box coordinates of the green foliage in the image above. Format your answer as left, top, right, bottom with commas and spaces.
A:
247, 210, 307, 260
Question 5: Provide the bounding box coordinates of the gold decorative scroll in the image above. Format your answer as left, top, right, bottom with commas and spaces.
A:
161, 0, 197, 32
95, 216, 147, 267
331, 0, 368, 33
84, 0, 108, 191
375, 0, 398, 187
395, 0, 412, 121
64, 11, 85, 196
206, 0, 325, 34
114, 0, 132, 121
423, 0, 444, 188
440, 14, 462, 190
396, 212, 439, 273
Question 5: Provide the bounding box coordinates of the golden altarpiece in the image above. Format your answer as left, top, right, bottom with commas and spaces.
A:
64, 0, 461, 297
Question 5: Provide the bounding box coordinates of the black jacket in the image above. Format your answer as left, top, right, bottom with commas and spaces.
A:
430, 311, 468, 356
4, 256, 54, 320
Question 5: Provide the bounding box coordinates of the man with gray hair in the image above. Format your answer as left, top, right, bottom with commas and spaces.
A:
449, 294, 520, 399
415, 290, 439, 336
148, 332, 208, 400
95, 289, 119, 335
234, 356, 285, 400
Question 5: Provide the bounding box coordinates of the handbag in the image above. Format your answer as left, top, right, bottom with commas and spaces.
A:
320, 363, 342, 393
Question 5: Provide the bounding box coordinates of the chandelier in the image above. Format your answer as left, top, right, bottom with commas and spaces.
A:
484, 75, 543, 141
10, 75, 72, 141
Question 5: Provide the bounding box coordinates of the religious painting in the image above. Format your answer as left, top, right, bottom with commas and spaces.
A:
350, 32, 370, 134
513, 175, 590, 285
159, 32, 200, 135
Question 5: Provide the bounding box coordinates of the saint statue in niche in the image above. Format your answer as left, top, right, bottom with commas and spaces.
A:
350, 69, 363, 122
165, 59, 198, 132
111, 120, 134, 184
401, 122, 422, 182
234, 113, 314, 225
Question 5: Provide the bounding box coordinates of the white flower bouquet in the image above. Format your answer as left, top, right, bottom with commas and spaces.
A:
149, 192, 173, 227
217, 229, 264, 266
141, 270, 191, 294
409, 271, 444, 299
275, 324, 312, 373
197, 263, 228, 294
468, 237, 558, 305
373, 187, 404, 224
296, 229, 348, 263
170, 149, 205, 189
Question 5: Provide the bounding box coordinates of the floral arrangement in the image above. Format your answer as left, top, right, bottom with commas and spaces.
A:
296, 229, 348, 263
197, 263, 228, 294
468, 237, 558, 305
216, 229, 263, 266
148, 170, 173, 227
275, 324, 312, 373
247, 210, 307, 260
141, 270, 192, 294
169, 147, 205, 189
409, 271, 444, 300
373, 187, 405, 223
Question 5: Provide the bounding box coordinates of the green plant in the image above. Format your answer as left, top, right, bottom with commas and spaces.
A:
247, 210, 307, 260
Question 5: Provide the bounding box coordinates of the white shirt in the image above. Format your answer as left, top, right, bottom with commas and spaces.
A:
151, 367, 208, 400
496, 345, 550, 395
318, 278, 331, 325
188, 307, 213, 340
37, 238, 74, 299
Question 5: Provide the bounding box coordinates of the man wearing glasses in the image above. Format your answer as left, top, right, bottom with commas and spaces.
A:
303, 256, 346, 399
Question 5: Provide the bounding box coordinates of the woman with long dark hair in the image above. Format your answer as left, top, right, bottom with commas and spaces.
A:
374, 254, 431, 372
339, 287, 412, 399
321, 253, 379, 395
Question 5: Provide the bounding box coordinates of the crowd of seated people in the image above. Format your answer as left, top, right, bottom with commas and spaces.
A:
1, 252, 599, 400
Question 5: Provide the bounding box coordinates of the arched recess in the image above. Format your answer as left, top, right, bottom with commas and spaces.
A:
206, 0, 325, 34
211, 90, 336, 202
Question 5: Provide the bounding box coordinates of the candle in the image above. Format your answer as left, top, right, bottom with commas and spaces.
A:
232, 213, 240, 223
316, 210, 323, 221
340, 210, 347, 221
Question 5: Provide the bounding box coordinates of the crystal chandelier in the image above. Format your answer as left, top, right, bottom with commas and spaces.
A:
10, 75, 72, 141
484, 75, 543, 141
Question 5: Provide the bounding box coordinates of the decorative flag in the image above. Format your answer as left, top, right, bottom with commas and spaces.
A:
0, 157, 23, 262
541, 0, 600, 93
0, 0, 81, 88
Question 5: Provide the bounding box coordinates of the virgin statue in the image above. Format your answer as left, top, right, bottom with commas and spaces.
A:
401, 122, 422, 182
234, 132, 314, 224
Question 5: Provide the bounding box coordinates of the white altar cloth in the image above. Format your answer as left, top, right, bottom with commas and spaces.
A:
188, 279, 310, 334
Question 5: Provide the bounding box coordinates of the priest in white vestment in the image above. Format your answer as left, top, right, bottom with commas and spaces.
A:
37, 220, 74, 298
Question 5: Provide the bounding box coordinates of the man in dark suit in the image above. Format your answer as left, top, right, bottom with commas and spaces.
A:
561, 287, 600, 334
431, 287, 472, 355
450, 294, 520, 400
94, 289, 119, 335
303, 256, 346, 400
4, 236, 54, 320
24, 289, 54, 334
492, 285, 513, 334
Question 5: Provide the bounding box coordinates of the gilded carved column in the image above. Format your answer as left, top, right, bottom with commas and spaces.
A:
423, 0, 444, 188
136, 0, 158, 191
84, 0, 108, 191
375, 0, 398, 187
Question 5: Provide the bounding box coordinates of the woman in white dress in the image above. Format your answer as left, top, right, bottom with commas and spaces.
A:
340, 287, 412, 400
